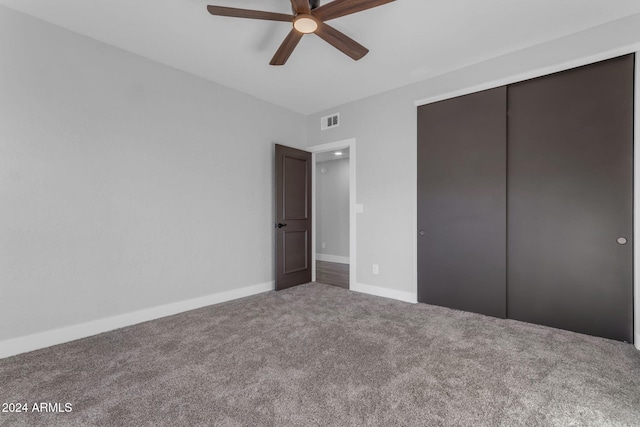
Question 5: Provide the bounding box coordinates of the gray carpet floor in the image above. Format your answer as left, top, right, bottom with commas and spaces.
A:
1, 283, 639, 426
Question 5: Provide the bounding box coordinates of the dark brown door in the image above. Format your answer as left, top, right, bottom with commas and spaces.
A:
507, 55, 634, 342
417, 87, 507, 318
275, 144, 312, 290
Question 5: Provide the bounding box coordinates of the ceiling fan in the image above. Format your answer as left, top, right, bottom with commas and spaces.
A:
207, 0, 395, 65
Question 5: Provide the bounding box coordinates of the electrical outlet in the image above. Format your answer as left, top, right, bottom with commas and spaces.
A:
373, 264, 379, 274
322, 242, 326, 249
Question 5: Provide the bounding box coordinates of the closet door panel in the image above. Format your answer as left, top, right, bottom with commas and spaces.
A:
507, 55, 634, 342
417, 87, 507, 318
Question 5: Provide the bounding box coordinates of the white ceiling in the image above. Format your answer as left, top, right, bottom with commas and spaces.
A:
2, 0, 640, 115
316, 147, 350, 162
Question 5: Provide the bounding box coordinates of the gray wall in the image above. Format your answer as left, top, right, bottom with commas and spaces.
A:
306, 14, 640, 295
316, 158, 349, 259
0, 6, 306, 342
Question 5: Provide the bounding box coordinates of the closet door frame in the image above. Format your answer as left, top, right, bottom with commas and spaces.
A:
414, 49, 640, 350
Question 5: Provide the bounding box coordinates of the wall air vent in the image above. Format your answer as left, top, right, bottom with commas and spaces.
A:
321, 113, 340, 131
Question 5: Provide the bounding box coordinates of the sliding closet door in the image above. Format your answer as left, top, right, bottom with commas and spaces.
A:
417, 87, 507, 318
507, 55, 634, 342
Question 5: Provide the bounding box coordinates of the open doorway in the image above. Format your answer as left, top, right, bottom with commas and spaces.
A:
315, 148, 349, 288
310, 139, 356, 289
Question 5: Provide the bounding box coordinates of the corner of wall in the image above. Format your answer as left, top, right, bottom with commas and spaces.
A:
351, 282, 417, 304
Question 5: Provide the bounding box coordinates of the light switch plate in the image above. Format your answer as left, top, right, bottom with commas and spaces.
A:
355, 204, 364, 213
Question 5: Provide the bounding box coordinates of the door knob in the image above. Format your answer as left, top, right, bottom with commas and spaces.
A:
277, 223, 288, 228
419, 230, 425, 236
617, 237, 628, 245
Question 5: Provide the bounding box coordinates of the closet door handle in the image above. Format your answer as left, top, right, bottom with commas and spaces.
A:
277, 223, 288, 229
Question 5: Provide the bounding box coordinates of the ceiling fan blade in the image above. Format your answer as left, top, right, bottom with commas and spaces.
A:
314, 22, 368, 61
270, 30, 304, 65
290, 0, 311, 14
313, 0, 395, 21
207, 5, 293, 22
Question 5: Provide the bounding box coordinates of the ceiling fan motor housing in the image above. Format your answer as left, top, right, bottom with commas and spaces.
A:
293, 0, 320, 14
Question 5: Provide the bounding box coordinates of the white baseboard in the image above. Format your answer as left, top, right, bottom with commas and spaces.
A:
316, 253, 350, 264
0, 281, 274, 359
351, 282, 417, 304
636, 333, 640, 351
